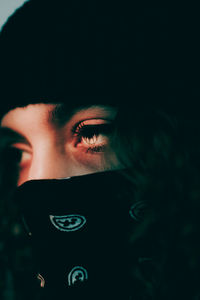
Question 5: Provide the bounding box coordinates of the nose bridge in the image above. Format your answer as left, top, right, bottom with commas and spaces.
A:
28, 140, 67, 180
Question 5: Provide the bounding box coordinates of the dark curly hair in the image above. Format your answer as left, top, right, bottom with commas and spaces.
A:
113, 107, 200, 299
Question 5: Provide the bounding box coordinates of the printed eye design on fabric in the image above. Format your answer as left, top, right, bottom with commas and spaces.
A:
49, 214, 86, 232
129, 201, 146, 221
68, 266, 88, 286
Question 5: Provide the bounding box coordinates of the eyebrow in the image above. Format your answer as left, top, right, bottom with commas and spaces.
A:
48, 103, 115, 127
48, 103, 80, 127
0, 127, 31, 146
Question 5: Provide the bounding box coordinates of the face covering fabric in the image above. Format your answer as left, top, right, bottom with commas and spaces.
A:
13, 170, 136, 299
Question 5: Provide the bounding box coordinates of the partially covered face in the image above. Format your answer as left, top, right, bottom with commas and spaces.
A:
1, 103, 121, 186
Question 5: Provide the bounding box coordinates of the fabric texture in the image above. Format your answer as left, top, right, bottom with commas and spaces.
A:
14, 170, 135, 299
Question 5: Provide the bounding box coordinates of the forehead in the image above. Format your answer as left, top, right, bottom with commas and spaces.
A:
1, 103, 117, 129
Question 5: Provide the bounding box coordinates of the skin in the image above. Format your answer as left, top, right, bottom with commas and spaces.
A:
1, 103, 121, 186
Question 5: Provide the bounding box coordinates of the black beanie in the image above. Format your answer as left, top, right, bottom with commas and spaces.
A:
0, 0, 136, 120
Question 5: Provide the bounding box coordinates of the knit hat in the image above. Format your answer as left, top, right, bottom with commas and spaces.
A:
0, 0, 135, 120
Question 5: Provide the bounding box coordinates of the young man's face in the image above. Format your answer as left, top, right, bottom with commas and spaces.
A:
1, 103, 120, 186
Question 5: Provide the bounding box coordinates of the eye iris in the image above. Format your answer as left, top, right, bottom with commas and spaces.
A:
73, 122, 113, 149
83, 135, 98, 145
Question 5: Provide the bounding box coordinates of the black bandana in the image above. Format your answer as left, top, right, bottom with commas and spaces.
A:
14, 170, 136, 299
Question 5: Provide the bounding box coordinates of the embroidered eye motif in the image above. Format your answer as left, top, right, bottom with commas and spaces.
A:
49, 214, 86, 232
68, 266, 88, 286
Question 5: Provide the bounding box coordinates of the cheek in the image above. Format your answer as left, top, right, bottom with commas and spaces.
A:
70, 146, 121, 172
72, 151, 105, 171
17, 166, 30, 186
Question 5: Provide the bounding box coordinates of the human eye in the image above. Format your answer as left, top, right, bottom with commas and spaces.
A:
8, 143, 32, 168
71, 119, 114, 153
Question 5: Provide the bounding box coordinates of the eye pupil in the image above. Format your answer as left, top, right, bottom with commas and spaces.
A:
74, 122, 113, 151
78, 125, 101, 145
79, 126, 100, 138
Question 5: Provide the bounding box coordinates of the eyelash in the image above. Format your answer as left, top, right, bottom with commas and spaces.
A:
72, 121, 113, 153
6, 121, 114, 163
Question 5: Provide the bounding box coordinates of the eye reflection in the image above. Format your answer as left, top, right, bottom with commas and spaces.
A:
72, 119, 114, 153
